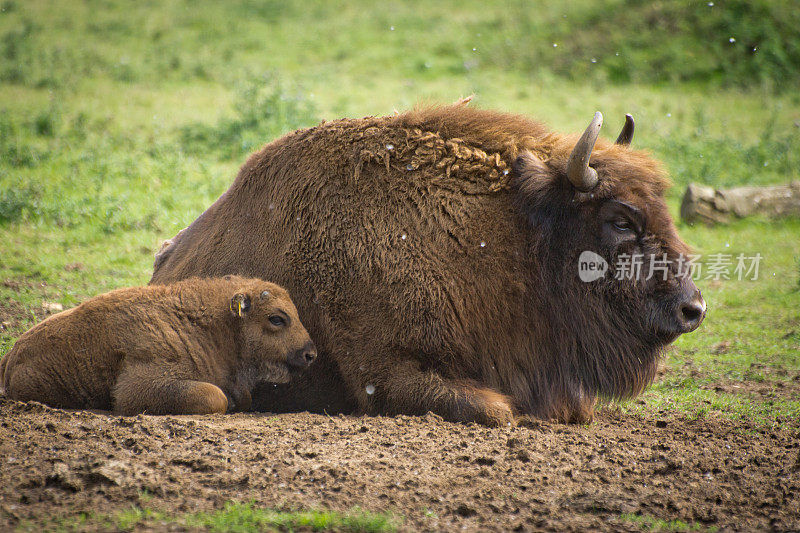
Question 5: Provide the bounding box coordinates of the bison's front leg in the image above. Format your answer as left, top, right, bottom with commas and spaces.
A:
224, 383, 252, 413
348, 358, 516, 426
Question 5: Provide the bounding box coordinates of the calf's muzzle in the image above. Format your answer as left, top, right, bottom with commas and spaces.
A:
288, 341, 317, 370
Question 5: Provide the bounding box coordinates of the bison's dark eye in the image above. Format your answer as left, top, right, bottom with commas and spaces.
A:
260, 290, 270, 299
269, 315, 286, 327
612, 218, 633, 232
600, 200, 646, 238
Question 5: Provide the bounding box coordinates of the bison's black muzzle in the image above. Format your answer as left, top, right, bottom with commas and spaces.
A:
288, 341, 317, 370
670, 277, 706, 335
676, 290, 706, 333
655, 276, 706, 340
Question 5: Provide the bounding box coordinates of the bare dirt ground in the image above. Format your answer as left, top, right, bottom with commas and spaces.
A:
1, 295, 799, 531
0, 397, 798, 532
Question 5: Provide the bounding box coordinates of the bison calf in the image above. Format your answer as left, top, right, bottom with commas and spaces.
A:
0, 276, 316, 415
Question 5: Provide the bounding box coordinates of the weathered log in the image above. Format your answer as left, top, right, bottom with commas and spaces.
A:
680, 181, 800, 224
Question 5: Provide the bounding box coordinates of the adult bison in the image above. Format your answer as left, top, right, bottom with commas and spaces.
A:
151, 104, 705, 425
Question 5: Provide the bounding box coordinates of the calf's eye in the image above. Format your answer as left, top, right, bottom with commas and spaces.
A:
269, 315, 286, 327
260, 290, 270, 299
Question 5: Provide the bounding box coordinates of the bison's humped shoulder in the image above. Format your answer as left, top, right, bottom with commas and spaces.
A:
153, 228, 187, 271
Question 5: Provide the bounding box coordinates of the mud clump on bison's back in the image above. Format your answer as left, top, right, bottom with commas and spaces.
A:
0, 399, 797, 532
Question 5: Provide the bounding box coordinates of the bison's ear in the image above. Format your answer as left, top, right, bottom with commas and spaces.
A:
514, 152, 550, 179
230, 293, 251, 317
513, 152, 556, 198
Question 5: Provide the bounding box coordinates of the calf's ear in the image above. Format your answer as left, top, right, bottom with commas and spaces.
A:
230, 293, 251, 317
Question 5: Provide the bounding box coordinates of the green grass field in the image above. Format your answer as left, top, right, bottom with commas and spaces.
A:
2, 0, 798, 423
18, 502, 398, 533
1, 1, 799, 528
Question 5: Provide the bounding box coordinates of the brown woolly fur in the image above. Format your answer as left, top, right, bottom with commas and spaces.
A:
151, 104, 702, 425
0, 277, 316, 415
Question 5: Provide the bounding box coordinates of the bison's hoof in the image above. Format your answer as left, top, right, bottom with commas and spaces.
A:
478, 399, 516, 427
456, 387, 516, 427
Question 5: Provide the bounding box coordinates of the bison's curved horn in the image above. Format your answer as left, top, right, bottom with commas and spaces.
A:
615, 114, 634, 146
566, 111, 602, 192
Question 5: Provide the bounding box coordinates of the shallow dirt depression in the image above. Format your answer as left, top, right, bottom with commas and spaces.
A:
0, 398, 798, 532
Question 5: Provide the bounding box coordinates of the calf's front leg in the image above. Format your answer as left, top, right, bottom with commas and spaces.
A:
113, 364, 228, 416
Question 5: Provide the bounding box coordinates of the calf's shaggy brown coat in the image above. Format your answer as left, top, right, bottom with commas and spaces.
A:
151, 104, 702, 425
0, 276, 316, 415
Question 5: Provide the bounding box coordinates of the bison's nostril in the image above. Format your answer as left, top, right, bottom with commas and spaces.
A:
681, 303, 701, 322
679, 299, 705, 331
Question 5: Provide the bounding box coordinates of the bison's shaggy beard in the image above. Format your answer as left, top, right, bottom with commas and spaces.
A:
508, 272, 665, 423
